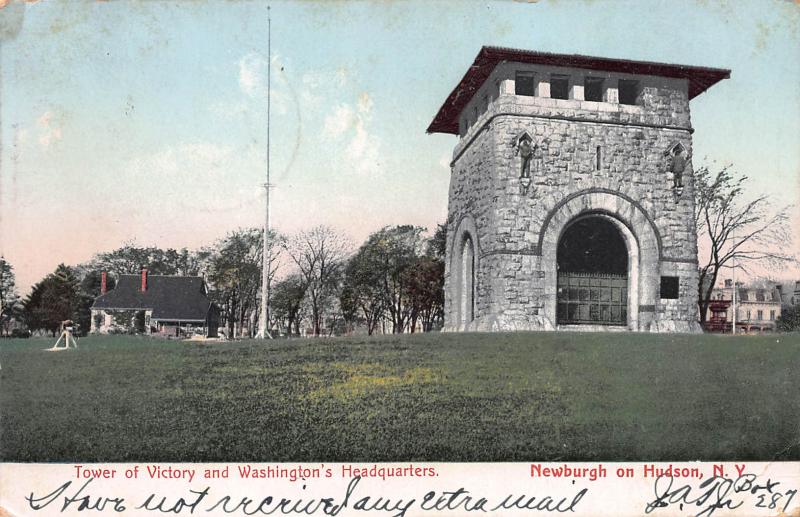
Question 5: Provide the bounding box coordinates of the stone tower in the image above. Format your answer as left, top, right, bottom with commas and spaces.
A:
428, 47, 729, 332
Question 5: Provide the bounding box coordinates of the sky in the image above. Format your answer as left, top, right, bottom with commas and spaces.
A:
0, 0, 798, 293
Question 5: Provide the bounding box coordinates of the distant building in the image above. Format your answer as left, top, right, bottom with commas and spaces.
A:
705, 279, 782, 333
775, 281, 800, 308
91, 270, 219, 337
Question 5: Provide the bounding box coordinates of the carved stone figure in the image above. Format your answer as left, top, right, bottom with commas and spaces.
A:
517, 135, 533, 178
670, 152, 686, 188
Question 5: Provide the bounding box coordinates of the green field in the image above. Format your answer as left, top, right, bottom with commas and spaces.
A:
1, 332, 798, 462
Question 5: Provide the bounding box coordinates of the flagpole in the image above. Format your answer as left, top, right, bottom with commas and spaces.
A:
731, 231, 736, 335
258, 5, 273, 340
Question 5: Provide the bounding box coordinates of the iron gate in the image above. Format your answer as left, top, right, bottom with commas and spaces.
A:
557, 272, 627, 325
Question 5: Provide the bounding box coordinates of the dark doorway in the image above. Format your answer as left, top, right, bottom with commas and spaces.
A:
557, 217, 628, 325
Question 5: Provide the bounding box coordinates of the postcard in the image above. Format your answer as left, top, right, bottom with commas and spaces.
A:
0, 1, 798, 516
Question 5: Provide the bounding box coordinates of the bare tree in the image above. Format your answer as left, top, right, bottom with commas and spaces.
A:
694, 165, 796, 324
284, 226, 351, 336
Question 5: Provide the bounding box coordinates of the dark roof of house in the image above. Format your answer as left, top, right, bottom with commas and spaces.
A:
428, 46, 731, 134
92, 275, 214, 321
738, 288, 780, 303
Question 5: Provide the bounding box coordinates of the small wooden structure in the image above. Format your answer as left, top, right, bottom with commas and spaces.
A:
48, 320, 79, 351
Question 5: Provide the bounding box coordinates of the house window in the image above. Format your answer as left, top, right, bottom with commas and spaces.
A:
770, 310, 775, 321
746, 310, 751, 321
515, 72, 536, 96
584, 77, 604, 102
550, 75, 570, 100
757, 310, 763, 321
660, 276, 679, 299
618, 79, 640, 105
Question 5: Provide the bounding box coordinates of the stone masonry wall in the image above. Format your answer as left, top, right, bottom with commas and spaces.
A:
445, 66, 701, 332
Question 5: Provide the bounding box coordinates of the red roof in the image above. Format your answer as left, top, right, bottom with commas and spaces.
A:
427, 46, 731, 135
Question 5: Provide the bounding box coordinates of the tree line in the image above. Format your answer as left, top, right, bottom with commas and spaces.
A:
2, 163, 797, 337
1, 223, 446, 337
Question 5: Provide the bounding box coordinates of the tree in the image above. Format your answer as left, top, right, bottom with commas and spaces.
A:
419, 222, 447, 331
0, 257, 21, 336
338, 280, 365, 335
346, 226, 427, 334
777, 305, 800, 332
206, 228, 281, 338
23, 264, 84, 336
342, 224, 445, 334
342, 242, 387, 335
284, 226, 350, 336
694, 165, 796, 323
406, 255, 445, 332
374, 226, 425, 333
427, 222, 447, 260
270, 273, 308, 336
87, 244, 207, 277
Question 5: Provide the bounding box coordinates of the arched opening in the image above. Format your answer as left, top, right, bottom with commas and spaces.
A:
460, 235, 475, 325
556, 216, 629, 326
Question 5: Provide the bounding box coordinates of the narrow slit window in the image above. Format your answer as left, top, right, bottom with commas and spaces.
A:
550, 75, 570, 100
461, 235, 475, 324
585, 77, 604, 102
515, 72, 536, 96
595, 146, 602, 170
618, 79, 640, 105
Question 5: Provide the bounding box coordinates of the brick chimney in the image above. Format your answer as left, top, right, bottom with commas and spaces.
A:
100, 272, 107, 295
141, 269, 148, 293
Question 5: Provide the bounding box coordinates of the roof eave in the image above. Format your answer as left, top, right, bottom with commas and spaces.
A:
427, 46, 730, 136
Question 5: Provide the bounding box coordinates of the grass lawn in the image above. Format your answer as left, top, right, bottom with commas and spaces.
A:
0, 332, 798, 462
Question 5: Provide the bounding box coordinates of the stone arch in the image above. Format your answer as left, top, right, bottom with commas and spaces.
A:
556, 213, 640, 329
449, 214, 480, 330
539, 190, 660, 331
538, 188, 663, 258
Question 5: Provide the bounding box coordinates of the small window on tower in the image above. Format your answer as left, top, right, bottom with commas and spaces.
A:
618, 79, 640, 105
515, 72, 536, 96
550, 75, 570, 100
584, 77, 605, 102
660, 276, 679, 299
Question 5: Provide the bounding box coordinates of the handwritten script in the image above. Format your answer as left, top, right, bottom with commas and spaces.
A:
25, 476, 588, 516
645, 472, 798, 517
